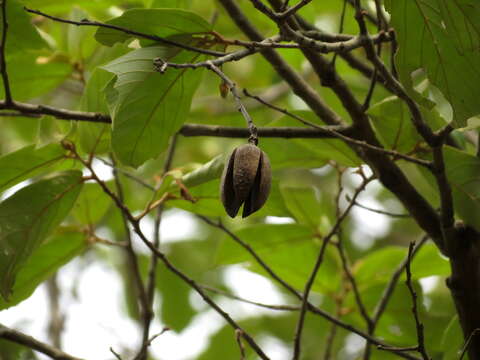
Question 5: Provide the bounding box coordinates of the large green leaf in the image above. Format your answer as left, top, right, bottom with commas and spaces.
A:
368, 96, 423, 153
442, 146, 480, 232
385, 0, 480, 126
0, 230, 87, 310
0, 339, 35, 360
181, 154, 224, 189
2, 0, 45, 54
72, 182, 112, 224
102, 45, 204, 167
0, 171, 83, 300
412, 145, 480, 232
0, 53, 72, 101
441, 315, 464, 360
0, 144, 66, 194
354, 244, 449, 290
78, 68, 113, 154
95, 8, 211, 46
280, 186, 323, 230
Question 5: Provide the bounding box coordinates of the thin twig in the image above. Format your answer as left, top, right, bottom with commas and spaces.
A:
362, 236, 428, 359
24, 7, 225, 57
374, 240, 428, 320
110, 155, 150, 349
292, 176, 374, 360
136, 135, 178, 360
236, 329, 247, 360
157, 58, 259, 143
201, 284, 299, 311
243, 89, 433, 169
460, 329, 480, 360
330, 0, 347, 68
96, 157, 155, 191
0, 0, 12, 104
405, 242, 430, 360
198, 215, 421, 360
353, 7, 436, 147
346, 194, 410, 218
110, 348, 123, 360
69, 147, 270, 360
206, 62, 258, 144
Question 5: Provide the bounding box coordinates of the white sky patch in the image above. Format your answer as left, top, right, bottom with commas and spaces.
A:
0, 284, 49, 342
343, 333, 366, 358
60, 259, 140, 359
265, 216, 295, 225
420, 275, 440, 294
223, 265, 286, 314
83, 158, 114, 181
150, 309, 224, 360
288, 93, 310, 110
259, 335, 291, 359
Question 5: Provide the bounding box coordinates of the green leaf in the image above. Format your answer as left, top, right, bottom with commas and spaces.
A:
0, 144, 66, 194
149, 0, 190, 8
67, 8, 98, 62
0, 53, 72, 101
410, 243, 450, 279
0, 171, 83, 300
368, 96, 422, 153
95, 8, 211, 46
102, 46, 204, 167
280, 186, 322, 229
0, 339, 35, 360
72, 182, 112, 224
354, 246, 405, 286
385, 0, 480, 126
441, 315, 464, 360
156, 261, 196, 332
442, 146, 480, 231
354, 244, 448, 289
0, 230, 87, 310
181, 154, 224, 189
2, 0, 45, 54
78, 68, 113, 154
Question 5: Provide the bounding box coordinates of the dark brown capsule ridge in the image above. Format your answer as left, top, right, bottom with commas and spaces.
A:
220, 144, 272, 218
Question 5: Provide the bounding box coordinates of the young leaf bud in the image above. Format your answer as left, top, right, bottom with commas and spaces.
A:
220, 144, 271, 218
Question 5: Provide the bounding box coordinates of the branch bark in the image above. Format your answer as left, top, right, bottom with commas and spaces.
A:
0, 323, 83, 360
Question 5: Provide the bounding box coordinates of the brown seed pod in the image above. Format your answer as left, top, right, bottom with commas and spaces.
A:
220, 144, 272, 218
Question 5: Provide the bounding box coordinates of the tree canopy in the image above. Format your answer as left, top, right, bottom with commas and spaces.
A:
0, 0, 480, 359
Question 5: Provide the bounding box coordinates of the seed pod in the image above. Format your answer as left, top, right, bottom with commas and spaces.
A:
220, 144, 271, 218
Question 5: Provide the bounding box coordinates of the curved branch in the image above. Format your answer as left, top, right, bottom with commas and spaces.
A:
0, 323, 83, 360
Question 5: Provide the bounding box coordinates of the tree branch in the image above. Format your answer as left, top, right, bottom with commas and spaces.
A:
292, 175, 373, 360
23, 7, 225, 57
0, 323, 83, 360
362, 236, 428, 359
218, 0, 343, 126
69, 146, 270, 360
197, 216, 421, 360
136, 135, 178, 360
0, 0, 12, 104
405, 241, 430, 360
